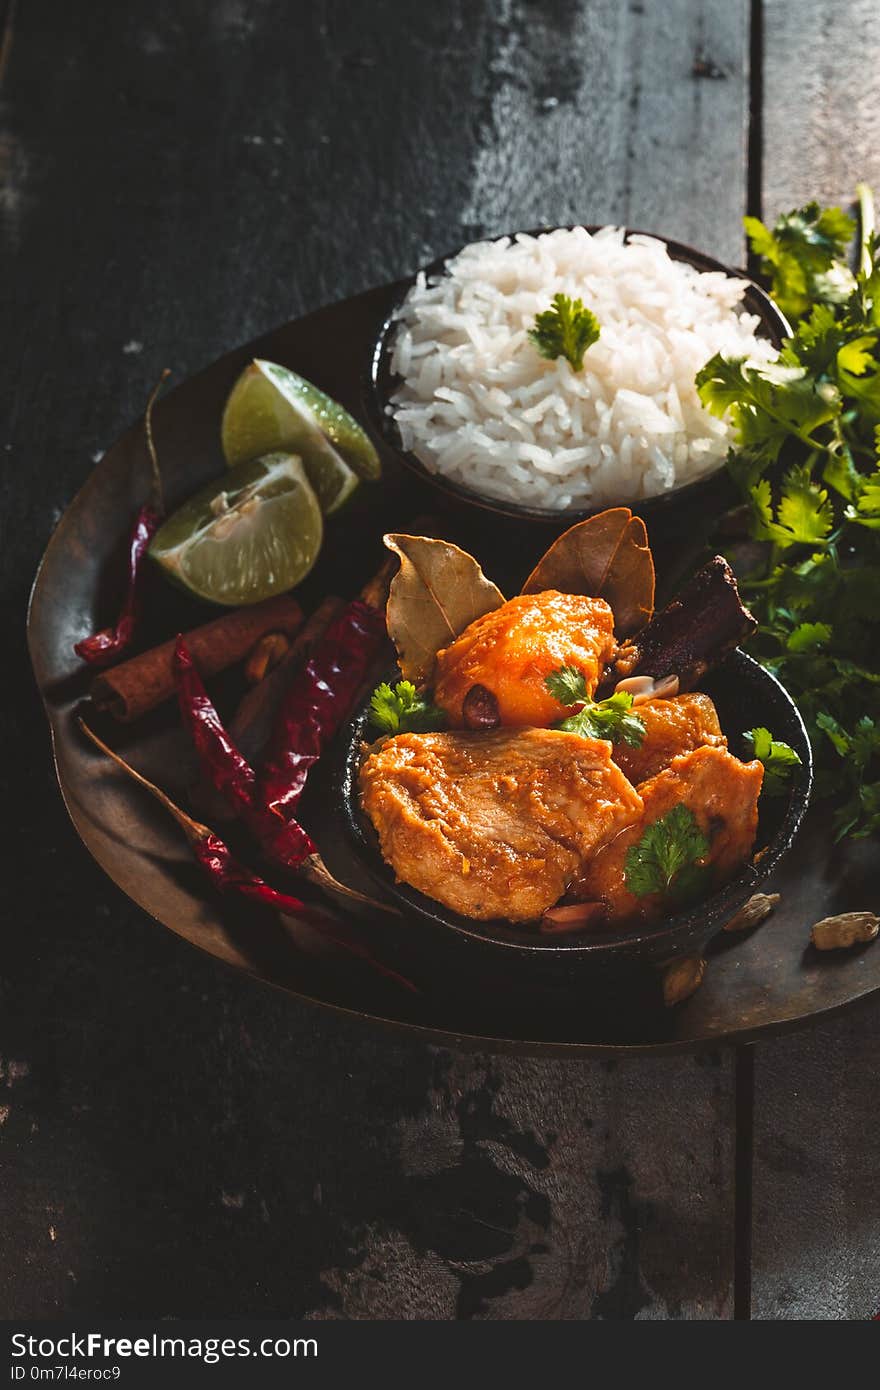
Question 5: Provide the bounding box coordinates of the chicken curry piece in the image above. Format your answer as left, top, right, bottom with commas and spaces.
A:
359, 727, 643, 922
610, 692, 726, 784
433, 591, 616, 728
574, 745, 764, 924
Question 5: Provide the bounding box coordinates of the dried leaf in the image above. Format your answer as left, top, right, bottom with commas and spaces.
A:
384, 534, 505, 687
810, 911, 879, 951
521, 508, 655, 635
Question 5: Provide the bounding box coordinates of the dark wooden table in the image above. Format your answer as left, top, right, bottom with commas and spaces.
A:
2, 0, 878, 1320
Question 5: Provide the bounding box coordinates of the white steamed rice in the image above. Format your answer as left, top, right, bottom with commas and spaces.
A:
388, 226, 776, 510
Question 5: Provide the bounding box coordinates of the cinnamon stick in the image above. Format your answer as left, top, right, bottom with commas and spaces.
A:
91, 594, 304, 722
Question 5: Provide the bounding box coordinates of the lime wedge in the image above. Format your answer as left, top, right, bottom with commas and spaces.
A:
221, 359, 381, 511
299, 437, 360, 515
150, 453, 322, 606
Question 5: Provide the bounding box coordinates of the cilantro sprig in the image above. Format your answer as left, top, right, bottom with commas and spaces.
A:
815, 712, 880, 838
624, 805, 711, 904
545, 665, 590, 705
743, 727, 803, 795
369, 680, 445, 736
696, 182, 880, 838
743, 203, 857, 320
560, 693, 647, 747
528, 293, 600, 371
544, 666, 646, 747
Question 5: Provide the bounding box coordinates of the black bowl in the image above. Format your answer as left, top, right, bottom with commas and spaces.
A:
365, 226, 791, 526
339, 650, 812, 996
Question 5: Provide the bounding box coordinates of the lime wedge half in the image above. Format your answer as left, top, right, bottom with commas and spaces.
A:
221, 359, 381, 512
150, 452, 323, 606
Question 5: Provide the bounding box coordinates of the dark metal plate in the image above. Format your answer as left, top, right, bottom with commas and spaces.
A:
27, 281, 880, 1056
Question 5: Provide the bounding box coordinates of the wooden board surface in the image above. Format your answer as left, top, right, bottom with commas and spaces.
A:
2, 0, 876, 1320
751, 0, 880, 1321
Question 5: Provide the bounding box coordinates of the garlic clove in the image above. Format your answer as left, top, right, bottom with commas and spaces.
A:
614, 672, 680, 705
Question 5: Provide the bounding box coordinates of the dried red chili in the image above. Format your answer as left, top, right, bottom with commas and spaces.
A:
74, 503, 162, 666
191, 832, 413, 990
172, 637, 396, 919
174, 636, 258, 814
78, 720, 414, 992
74, 370, 170, 668
173, 636, 316, 866
189, 831, 306, 912
192, 828, 413, 990
260, 597, 387, 820
78, 717, 304, 907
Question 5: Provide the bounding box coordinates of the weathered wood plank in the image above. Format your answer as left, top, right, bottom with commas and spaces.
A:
761, 0, 880, 213
753, 0, 880, 1321
1, 0, 749, 1318
0, 1013, 735, 1319
310, 1052, 736, 1320
751, 1012, 880, 1320
459, 0, 751, 265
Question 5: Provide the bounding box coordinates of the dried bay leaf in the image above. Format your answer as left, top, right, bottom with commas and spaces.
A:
383, 534, 505, 686
521, 508, 655, 636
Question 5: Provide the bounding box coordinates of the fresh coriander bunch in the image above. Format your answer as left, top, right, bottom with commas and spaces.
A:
697, 183, 880, 839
